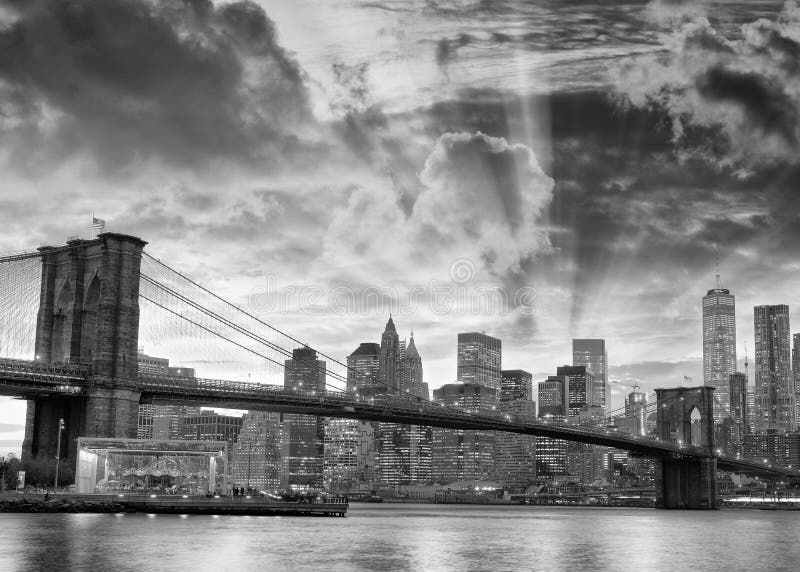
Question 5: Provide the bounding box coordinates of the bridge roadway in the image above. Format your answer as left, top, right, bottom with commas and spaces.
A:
2, 358, 798, 480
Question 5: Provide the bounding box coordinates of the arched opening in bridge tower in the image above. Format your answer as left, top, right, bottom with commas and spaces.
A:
80, 275, 101, 365
51, 280, 73, 363
689, 407, 702, 447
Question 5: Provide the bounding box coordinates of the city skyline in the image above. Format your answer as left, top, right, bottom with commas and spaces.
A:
2, 1, 800, 455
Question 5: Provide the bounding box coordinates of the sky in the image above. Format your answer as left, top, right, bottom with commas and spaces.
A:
2, 0, 800, 456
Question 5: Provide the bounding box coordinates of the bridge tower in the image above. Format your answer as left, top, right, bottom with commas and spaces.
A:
22, 233, 147, 467
655, 386, 719, 509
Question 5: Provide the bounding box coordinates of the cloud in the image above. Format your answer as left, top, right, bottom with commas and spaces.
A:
0, 0, 313, 172
614, 1, 800, 168
317, 131, 553, 286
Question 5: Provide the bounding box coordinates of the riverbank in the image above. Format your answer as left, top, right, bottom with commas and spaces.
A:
0, 497, 126, 513
0, 494, 348, 516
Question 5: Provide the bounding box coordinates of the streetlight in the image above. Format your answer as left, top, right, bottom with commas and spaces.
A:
54, 418, 64, 492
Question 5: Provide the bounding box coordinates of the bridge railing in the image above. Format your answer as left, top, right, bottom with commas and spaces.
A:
0, 358, 90, 383
137, 374, 712, 455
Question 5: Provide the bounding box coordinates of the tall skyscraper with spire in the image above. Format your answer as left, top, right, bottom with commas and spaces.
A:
376, 318, 431, 486
702, 269, 736, 421
379, 316, 401, 394
753, 305, 794, 433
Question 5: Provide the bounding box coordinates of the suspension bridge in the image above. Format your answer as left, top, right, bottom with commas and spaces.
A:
1, 233, 798, 509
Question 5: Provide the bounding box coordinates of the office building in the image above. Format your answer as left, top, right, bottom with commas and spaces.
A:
231, 411, 284, 492
501, 369, 533, 402
347, 342, 381, 392
182, 411, 243, 449
457, 332, 502, 394
136, 352, 199, 439
323, 418, 377, 493
794, 333, 800, 429
283, 347, 326, 491
536, 377, 568, 479
494, 399, 536, 491
556, 365, 594, 417
624, 389, 648, 437
572, 339, 607, 408
703, 282, 736, 422
753, 305, 794, 433
431, 383, 496, 483
728, 372, 748, 446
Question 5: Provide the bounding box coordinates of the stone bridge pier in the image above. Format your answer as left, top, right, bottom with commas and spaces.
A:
655, 386, 719, 509
21, 234, 146, 467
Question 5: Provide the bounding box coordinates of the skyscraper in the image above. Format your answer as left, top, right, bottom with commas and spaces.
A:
572, 339, 607, 409
624, 389, 648, 437
495, 370, 536, 491
536, 377, 568, 479
431, 383, 496, 483
283, 347, 326, 491
793, 333, 800, 428
556, 365, 594, 417
327, 341, 382, 492
728, 372, 748, 447
753, 305, 794, 433
347, 342, 381, 393
232, 411, 284, 492
377, 327, 431, 487
702, 281, 736, 421
379, 316, 401, 394
457, 332, 502, 393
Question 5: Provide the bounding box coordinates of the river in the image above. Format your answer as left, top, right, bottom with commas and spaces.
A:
1, 504, 799, 571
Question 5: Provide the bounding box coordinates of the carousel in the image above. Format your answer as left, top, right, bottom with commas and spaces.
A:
76, 438, 228, 495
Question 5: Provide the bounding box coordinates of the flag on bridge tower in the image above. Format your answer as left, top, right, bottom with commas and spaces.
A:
91, 216, 105, 238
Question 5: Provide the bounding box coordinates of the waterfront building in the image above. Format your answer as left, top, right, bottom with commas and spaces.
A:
431, 383, 497, 483
323, 418, 377, 493
283, 347, 326, 491
231, 411, 284, 492
536, 377, 568, 479
136, 352, 199, 439
494, 374, 536, 491
572, 339, 607, 408
181, 411, 243, 449
457, 332, 502, 394
753, 305, 794, 433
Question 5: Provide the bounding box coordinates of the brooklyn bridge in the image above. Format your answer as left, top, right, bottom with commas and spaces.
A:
1, 233, 798, 509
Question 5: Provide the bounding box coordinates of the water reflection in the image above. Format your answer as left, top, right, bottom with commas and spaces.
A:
1, 505, 799, 571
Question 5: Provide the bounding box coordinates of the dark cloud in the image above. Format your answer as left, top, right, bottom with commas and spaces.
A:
0, 0, 313, 172
614, 1, 800, 168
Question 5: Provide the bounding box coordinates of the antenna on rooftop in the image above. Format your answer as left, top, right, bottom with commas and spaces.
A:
715, 246, 721, 290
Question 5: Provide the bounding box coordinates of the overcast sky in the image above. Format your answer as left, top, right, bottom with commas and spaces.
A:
2, 0, 800, 456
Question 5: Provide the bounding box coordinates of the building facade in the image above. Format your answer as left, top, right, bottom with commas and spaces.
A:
572, 339, 607, 409
703, 285, 736, 422
556, 365, 594, 417
753, 305, 794, 433
457, 332, 502, 394
231, 411, 285, 492
431, 383, 497, 484
536, 377, 568, 479
283, 347, 326, 491
501, 369, 533, 403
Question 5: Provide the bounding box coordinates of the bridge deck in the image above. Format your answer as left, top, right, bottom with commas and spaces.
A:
2, 358, 798, 479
